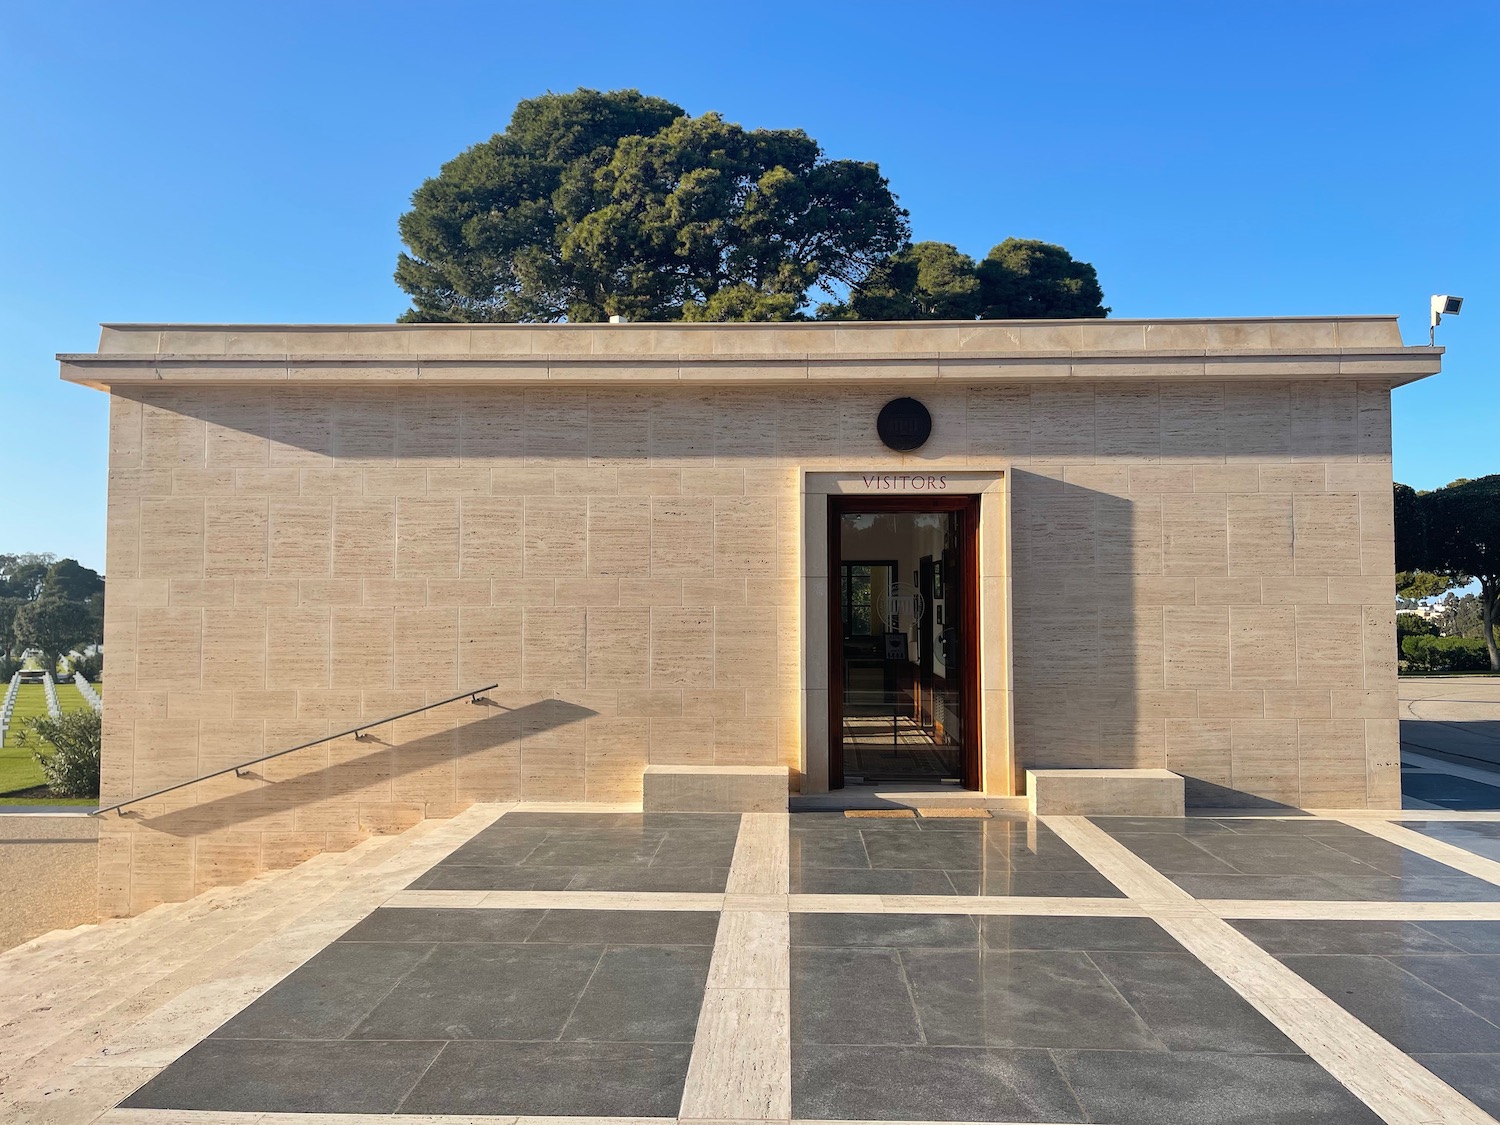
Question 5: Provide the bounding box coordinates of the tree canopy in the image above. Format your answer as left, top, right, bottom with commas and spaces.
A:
0, 554, 103, 673
1395, 476, 1500, 671
396, 89, 1109, 324
397, 89, 910, 323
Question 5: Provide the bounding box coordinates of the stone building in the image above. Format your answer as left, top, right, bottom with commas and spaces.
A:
60, 316, 1439, 914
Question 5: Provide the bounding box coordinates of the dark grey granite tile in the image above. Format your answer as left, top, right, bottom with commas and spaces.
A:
1231, 919, 1467, 956
902, 949, 1162, 1050
1405, 821, 1500, 863
1091, 816, 1237, 836
1412, 1054, 1500, 1118
792, 912, 980, 950
564, 865, 730, 892
945, 869, 1126, 898
437, 830, 551, 867
121, 1039, 442, 1114
1088, 951, 1301, 1052
1350, 874, 1500, 902
1190, 835, 1386, 877
212, 942, 431, 1040
984, 847, 1102, 873
862, 829, 988, 870
408, 865, 577, 891
526, 908, 720, 946
980, 915, 1180, 953
519, 831, 664, 867
1217, 818, 1372, 837
1280, 954, 1500, 1052
338, 908, 545, 944
1393, 954, 1500, 1025
635, 812, 742, 833
789, 867, 959, 895
648, 831, 739, 868
1111, 833, 1242, 874
792, 1044, 1084, 1122
352, 943, 601, 1040
787, 831, 871, 869
1054, 1049, 1382, 1124
911, 816, 1008, 831
495, 811, 641, 829
562, 945, 712, 1042
1170, 874, 1365, 900
1316, 835, 1475, 878
1417, 921, 1500, 954
400, 1040, 691, 1117
790, 812, 862, 830
792, 948, 923, 1044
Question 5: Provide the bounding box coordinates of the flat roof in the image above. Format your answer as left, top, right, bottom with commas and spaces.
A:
58, 316, 1442, 391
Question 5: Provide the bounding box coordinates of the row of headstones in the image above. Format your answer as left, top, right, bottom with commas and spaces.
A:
0, 673, 19, 739
74, 673, 102, 714
41, 673, 61, 720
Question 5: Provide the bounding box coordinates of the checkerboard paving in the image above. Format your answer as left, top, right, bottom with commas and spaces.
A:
21, 806, 1500, 1125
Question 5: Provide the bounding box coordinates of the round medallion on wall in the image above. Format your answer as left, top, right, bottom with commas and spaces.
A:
876, 397, 932, 451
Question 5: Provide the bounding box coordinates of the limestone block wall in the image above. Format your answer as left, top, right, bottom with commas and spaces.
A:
95, 372, 1397, 914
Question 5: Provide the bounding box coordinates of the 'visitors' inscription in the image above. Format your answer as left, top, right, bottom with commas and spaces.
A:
862, 474, 948, 490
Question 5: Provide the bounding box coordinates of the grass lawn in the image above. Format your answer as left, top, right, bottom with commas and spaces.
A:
1, 681, 101, 805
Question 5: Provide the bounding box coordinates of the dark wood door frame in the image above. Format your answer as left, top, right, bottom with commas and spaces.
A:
827, 495, 982, 790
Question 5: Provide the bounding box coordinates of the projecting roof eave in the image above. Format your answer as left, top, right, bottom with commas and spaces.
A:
56, 316, 1443, 392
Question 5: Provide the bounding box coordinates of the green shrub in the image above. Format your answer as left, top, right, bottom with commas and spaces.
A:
1396, 612, 1440, 638
20, 709, 101, 797
70, 651, 103, 682
1400, 634, 1491, 673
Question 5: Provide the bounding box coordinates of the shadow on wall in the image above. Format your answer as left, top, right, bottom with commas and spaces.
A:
126, 697, 598, 838
1008, 469, 1287, 809
1009, 471, 1138, 781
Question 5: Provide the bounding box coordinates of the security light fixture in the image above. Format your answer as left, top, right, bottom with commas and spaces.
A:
1430, 294, 1464, 345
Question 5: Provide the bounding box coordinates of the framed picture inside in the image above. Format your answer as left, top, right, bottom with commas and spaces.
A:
932, 560, 944, 599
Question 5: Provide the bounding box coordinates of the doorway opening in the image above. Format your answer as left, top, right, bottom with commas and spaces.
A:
828, 496, 981, 790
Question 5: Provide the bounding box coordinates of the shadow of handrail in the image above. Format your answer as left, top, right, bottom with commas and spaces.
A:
93, 684, 501, 817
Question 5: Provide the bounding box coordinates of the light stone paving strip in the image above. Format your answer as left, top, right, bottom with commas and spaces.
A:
94, 1115, 1101, 1125
1340, 816, 1500, 886
1205, 900, 1500, 920
98, 1113, 682, 1124
677, 812, 791, 1122
1044, 814, 1500, 1125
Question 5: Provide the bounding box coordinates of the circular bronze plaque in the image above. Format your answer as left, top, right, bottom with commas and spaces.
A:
876, 397, 932, 451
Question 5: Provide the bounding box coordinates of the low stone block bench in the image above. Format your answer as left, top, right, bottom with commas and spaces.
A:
642, 765, 789, 813
1026, 768, 1184, 817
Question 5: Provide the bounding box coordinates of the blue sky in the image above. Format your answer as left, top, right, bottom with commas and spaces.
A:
2, 1, 1495, 571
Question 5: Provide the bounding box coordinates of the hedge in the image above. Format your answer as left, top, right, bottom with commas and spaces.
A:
1400, 634, 1491, 673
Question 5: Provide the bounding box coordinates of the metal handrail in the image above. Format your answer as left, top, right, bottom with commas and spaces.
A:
91, 683, 499, 817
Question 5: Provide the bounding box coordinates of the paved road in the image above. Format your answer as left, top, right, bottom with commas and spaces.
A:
1400, 675, 1500, 809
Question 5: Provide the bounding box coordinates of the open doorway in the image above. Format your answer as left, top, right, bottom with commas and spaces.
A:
828, 496, 981, 789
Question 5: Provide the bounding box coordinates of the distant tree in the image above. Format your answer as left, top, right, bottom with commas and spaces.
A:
820, 241, 984, 320
396, 88, 910, 323
0, 597, 22, 655
0, 553, 55, 601
1400, 476, 1500, 672
42, 559, 103, 603
978, 238, 1109, 319
11, 597, 90, 677
1397, 570, 1465, 603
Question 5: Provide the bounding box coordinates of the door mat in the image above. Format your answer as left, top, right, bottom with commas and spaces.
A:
916, 807, 992, 818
